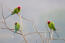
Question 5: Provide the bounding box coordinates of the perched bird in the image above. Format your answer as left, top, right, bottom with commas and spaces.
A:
14, 22, 20, 33
11, 6, 21, 15
48, 20, 56, 31
48, 20, 59, 38
5, 6, 21, 19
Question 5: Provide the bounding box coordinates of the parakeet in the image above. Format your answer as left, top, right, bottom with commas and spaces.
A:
14, 22, 20, 33
48, 20, 59, 38
5, 6, 21, 19
48, 20, 56, 31
11, 6, 21, 15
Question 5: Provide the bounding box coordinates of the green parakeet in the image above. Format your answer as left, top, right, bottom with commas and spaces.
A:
11, 6, 21, 15
48, 20, 59, 38
5, 6, 21, 19
48, 20, 56, 31
14, 22, 20, 33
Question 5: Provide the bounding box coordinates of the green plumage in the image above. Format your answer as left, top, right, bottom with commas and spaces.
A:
48, 21, 56, 31
5, 6, 21, 19
11, 7, 20, 15
15, 22, 20, 33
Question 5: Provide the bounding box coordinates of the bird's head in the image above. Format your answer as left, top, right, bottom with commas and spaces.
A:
48, 20, 50, 24
15, 22, 17, 25
17, 6, 21, 10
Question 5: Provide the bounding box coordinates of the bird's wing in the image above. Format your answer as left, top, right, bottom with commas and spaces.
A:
15, 25, 17, 30
12, 8, 18, 14
17, 23, 20, 30
51, 22, 56, 31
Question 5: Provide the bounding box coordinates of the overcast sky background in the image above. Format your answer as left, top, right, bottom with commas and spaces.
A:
0, 0, 65, 43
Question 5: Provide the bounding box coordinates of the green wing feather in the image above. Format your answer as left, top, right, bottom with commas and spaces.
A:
11, 8, 20, 15
51, 22, 56, 31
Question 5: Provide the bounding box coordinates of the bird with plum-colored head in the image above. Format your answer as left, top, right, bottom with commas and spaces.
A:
47, 20, 60, 38
5, 6, 21, 19
11, 6, 21, 15
48, 20, 56, 31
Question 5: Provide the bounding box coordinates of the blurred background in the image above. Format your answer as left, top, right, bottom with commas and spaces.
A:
0, 0, 65, 43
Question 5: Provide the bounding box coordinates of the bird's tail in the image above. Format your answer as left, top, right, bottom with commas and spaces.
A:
54, 31, 59, 38
5, 14, 12, 19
